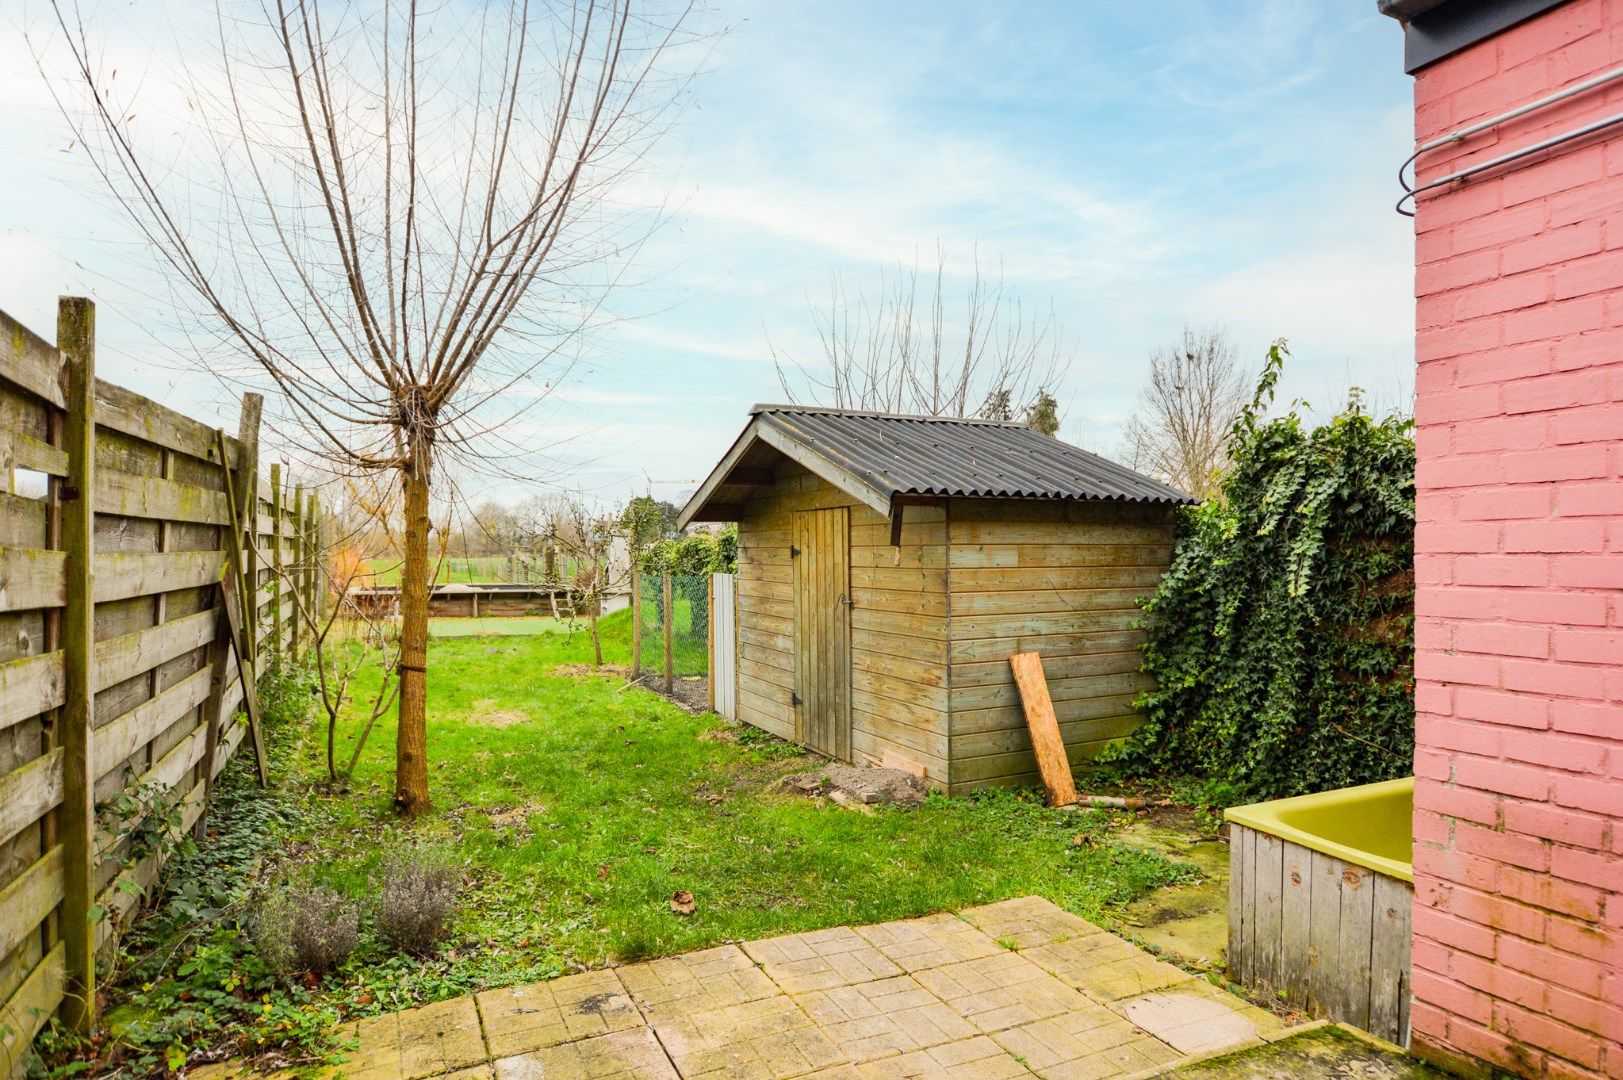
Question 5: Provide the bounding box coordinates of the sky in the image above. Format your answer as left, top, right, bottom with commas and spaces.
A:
0, 0, 1417, 513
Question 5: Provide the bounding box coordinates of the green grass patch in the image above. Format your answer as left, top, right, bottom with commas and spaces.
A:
72, 607, 1196, 1074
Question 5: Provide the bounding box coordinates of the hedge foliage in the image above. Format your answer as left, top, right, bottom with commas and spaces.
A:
638, 525, 737, 575
1107, 344, 1416, 801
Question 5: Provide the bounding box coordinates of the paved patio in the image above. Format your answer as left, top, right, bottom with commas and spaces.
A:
194, 897, 1299, 1080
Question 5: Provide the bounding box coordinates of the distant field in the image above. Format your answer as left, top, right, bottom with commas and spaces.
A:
361, 556, 581, 585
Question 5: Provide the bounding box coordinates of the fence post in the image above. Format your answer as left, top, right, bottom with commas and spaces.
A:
270, 463, 284, 661
56, 296, 96, 1033
708, 575, 716, 713
290, 484, 304, 659
306, 491, 320, 626
663, 571, 674, 693
233, 395, 262, 666
631, 569, 642, 679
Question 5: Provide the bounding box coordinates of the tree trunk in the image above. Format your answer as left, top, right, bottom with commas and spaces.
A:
395, 453, 433, 816
590, 608, 602, 669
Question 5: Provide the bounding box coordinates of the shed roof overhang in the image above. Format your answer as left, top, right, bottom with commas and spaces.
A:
676, 414, 894, 530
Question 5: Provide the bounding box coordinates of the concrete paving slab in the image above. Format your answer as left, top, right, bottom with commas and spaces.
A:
191, 897, 1317, 1080
853, 913, 1004, 972
477, 968, 642, 1058
618, 945, 780, 1021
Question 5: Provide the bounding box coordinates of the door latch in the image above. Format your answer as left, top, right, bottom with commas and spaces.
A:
791, 690, 802, 707
789, 544, 800, 558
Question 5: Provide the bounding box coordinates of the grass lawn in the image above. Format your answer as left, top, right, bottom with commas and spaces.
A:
85, 609, 1197, 1074
300, 609, 1192, 978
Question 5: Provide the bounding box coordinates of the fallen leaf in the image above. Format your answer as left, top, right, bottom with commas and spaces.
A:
670, 890, 696, 916
597, 864, 611, 880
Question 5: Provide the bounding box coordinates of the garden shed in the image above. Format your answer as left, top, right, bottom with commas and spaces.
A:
678, 405, 1193, 794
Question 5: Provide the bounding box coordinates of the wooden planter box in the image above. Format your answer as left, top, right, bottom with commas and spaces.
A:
1228, 822, 1412, 1046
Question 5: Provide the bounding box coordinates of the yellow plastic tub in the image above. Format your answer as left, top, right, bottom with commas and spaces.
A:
1224, 776, 1414, 884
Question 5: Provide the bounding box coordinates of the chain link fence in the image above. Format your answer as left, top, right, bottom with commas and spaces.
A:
634, 570, 710, 680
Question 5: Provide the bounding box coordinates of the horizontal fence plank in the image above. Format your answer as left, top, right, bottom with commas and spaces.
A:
94, 550, 223, 604
94, 379, 239, 469
0, 943, 65, 1078
0, 748, 64, 851
94, 666, 213, 780
94, 725, 208, 859
0, 651, 64, 733
93, 468, 228, 526
0, 429, 68, 478
0, 547, 66, 612
93, 776, 206, 954
0, 846, 63, 964
0, 309, 64, 409
95, 609, 217, 692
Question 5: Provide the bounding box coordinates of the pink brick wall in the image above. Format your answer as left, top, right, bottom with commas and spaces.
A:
1409, 2, 1623, 1077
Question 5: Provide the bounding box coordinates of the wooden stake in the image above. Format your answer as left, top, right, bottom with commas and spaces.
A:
663, 571, 674, 693
56, 296, 96, 1032
1009, 651, 1078, 808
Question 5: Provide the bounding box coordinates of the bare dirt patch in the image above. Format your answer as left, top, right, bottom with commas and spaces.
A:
474, 709, 530, 728
628, 673, 711, 713
776, 763, 928, 808
487, 802, 545, 829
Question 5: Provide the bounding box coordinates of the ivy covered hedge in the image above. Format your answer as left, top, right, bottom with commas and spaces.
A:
1107, 345, 1416, 802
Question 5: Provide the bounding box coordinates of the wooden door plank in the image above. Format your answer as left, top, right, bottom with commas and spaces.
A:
1006, 651, 1077, 807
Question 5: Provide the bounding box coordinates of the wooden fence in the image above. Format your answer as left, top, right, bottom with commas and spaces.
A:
0, 298, 322, 1074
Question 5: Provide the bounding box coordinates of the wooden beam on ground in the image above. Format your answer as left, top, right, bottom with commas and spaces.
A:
1008, 651, 1078, 808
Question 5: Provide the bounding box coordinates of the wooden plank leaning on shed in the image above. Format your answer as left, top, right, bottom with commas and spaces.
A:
1007, 651, 1078, 807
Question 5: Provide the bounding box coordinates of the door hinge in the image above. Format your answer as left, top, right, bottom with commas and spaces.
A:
789, 544, 800, 558
791, 690, 802, 707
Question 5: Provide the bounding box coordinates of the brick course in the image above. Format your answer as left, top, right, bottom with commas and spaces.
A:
1408, 3, 1623, 1076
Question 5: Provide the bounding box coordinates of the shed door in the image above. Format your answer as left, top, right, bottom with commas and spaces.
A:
793, 507, 851, 761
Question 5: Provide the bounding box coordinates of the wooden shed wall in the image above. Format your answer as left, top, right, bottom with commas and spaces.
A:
734, 460, 951, 788
944, 499, 1174, 793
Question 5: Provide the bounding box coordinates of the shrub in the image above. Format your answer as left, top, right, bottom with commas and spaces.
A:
253, 881, 358, 977
375, 851, 461, 955
1106, 343, 1415, 802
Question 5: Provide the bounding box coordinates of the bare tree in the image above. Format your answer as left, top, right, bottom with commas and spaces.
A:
43, 0, 706, 814
1124, 325, 1251, 500
553, 498, 632, 669
772, 248, 1070, 421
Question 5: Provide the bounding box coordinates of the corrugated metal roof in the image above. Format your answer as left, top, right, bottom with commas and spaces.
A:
750, 404, 1194, 505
